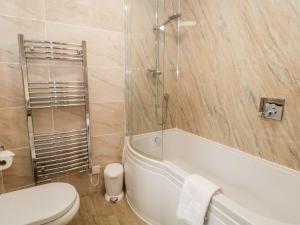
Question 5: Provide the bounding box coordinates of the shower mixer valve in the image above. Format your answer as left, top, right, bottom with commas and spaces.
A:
263, 103, 277, 117
259, 97, 285, 121
147, 68, 162, 77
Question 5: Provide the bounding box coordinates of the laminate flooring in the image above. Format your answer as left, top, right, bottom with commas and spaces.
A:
69, 192, 146, 225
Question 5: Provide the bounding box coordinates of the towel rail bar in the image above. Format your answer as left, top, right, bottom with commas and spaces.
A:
37, 161, 89, 173
35, 136, 87, 147
34, 128, 86, 137
19, 34, 91, 183
36, 152, 88, 165
36, 149, 88, 161
35, 142, 88, 153
36, 165, 89, 179
24, 39, 82, 46
36, 157, 89, 169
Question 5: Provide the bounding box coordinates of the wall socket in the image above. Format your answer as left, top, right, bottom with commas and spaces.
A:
92, 165, 101, 174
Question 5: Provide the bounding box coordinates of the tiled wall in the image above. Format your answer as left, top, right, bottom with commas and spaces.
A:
0, 0, 124, 194
177, 0, 300, 171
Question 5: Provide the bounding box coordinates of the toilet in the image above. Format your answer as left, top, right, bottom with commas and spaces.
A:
104, 163, 124, 203
0, 182, 80, 225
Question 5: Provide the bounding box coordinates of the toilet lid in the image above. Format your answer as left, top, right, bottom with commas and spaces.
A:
0, 182, 78, 225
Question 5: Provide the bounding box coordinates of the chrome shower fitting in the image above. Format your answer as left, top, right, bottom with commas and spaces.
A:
147, 68, 162, 77
153, 13, 181, 31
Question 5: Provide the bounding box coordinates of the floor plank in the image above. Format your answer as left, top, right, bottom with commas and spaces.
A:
69, 192, 146, 225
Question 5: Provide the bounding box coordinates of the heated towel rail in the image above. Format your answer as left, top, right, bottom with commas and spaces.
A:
18, 34, 91, 183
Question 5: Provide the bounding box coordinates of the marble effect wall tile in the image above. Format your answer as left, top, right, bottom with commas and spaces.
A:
49, 63, 84, 82
45, 22, 124, 68
90, 102, 125, 137
45, 0, 123, 32
53, 107, 86, 132
32, 109, 54, 134
2, 147, 34, 192
55, 171, 104, 196
0, 0, 44, 19
177, 0, 300, 171
0, 107, 29, 149
0, 15, 45, 63
88, 67, 124, 103
27, 64, 50, 82
0, 63, 24, 108
91, 133, 124, 166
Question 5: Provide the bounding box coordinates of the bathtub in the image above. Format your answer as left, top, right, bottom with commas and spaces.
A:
123, 128, 300, 225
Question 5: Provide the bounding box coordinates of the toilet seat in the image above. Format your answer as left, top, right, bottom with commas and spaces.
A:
0, 182, 79, 225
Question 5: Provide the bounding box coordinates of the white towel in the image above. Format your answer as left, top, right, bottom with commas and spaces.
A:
176, 175, 220, 225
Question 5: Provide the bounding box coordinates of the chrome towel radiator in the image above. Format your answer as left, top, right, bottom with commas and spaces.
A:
18, 34, 91, 183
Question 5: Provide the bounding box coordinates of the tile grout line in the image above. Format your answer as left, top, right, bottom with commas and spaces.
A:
0, 13, 43, 22
91, 132, 125, 139
0, 106, 25, 110
0, 61, 19, 65
45, 20, 124, 34
0, 61, 124, 70
4, 145, 30, 152
0, 14, 123, 34
89, 100, 125, 104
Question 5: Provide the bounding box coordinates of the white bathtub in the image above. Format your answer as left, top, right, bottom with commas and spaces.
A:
123, 129, 300, 225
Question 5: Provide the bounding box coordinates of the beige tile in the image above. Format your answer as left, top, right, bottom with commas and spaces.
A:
69, 192, 146, 225
53, 106, 86, 132
45, 0, 123, 32
98, 0, 124, 32
0, 63, 24, 108
175, 0, 300, 170
129, 69, 163, 134
0, 15, 45, 63
91, 133, 124, 166
45, 0, 101, 28
2, 147, 34, 192
32, 108, 54, 134
0, 0, 44, 19
88, 67, 124, 103
296, 91, 300, 137
164, 0, 180, 17
27, 63, 50, 82
90, 102, 124, 136
45, 22, 124, 67
55, 171, 104, 196
0, 107, 29, 149
49, 64, 84, 82
126, 0, 156, 34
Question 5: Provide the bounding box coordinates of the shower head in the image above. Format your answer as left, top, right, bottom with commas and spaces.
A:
154, 13, 182, 31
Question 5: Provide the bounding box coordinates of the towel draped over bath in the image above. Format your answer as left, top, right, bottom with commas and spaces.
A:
176, 174, 220, 225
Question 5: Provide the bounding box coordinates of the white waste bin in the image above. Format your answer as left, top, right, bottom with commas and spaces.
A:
104, 163, 124, 203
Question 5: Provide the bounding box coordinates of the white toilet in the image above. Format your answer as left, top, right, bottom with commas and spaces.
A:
0, 182, 80, 225
104, 163, 124, 203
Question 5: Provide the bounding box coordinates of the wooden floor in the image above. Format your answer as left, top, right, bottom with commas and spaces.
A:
69, 193, 146, 225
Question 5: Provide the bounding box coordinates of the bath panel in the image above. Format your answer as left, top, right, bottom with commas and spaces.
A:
124, 129, 300, 225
